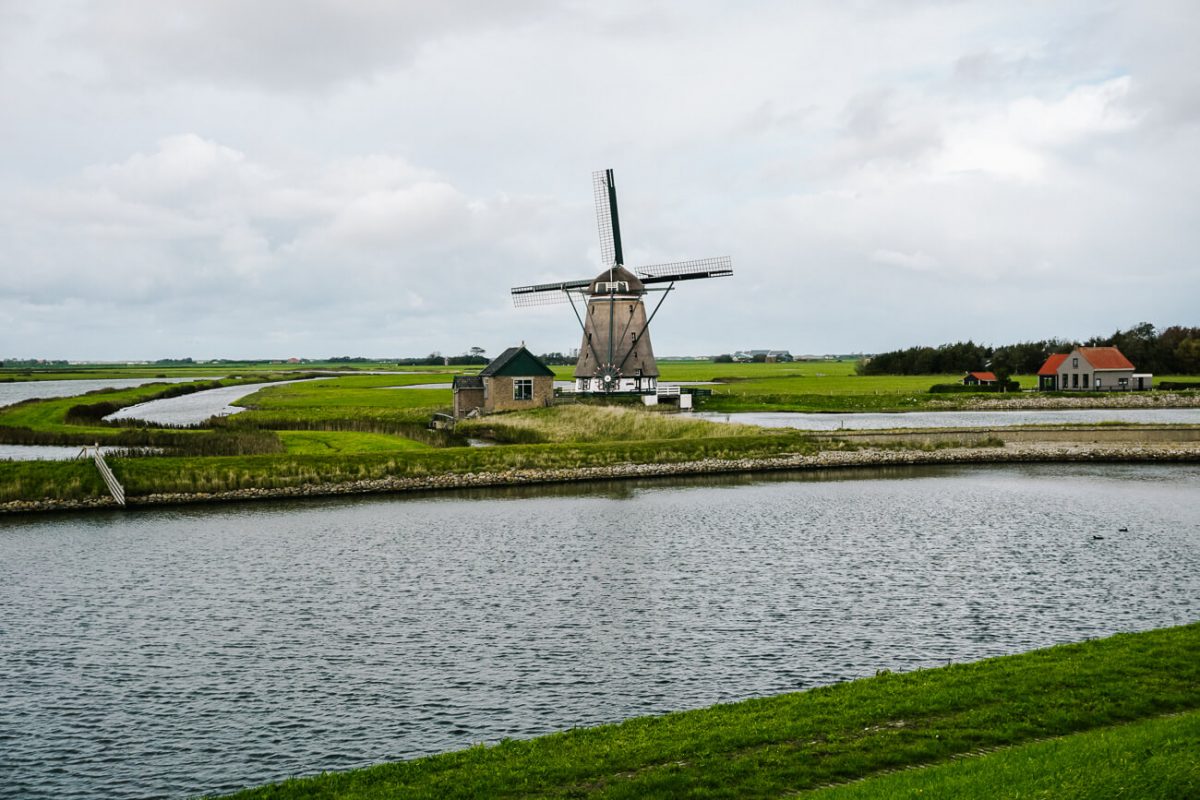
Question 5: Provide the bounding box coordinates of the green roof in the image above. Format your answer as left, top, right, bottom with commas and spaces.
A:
479, 346, 555, 378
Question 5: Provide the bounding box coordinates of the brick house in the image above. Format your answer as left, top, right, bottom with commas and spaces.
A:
452, 345, 555, 417
1038, 346, 1150, 391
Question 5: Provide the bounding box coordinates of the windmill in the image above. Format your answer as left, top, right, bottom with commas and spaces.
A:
511, 169, 733, 394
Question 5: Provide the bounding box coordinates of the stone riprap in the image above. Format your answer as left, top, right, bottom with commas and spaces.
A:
4, 440, 1200, 515
930, 391, 1200, 411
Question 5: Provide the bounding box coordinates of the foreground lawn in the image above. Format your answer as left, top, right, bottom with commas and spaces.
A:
806, 710, 1200, 800
218, 623, 1200, 799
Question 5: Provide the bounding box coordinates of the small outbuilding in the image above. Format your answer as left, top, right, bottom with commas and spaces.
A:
452, 345, 555, 418
962, 371, 998, 386
451, 375, 485, 418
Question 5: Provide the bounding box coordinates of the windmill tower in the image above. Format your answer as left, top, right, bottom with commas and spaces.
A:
511, 169, 732, 393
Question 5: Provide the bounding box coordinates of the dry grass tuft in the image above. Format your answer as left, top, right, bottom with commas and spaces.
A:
458, 404, 766, 444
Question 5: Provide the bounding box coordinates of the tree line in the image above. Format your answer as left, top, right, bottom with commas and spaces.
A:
858, 323, 1200, 377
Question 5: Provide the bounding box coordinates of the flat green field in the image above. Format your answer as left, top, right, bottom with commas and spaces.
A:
2, 360, 1198, 503
0, 363, 453, 381
276, 431, 431, 455
217, 623, 1200, 799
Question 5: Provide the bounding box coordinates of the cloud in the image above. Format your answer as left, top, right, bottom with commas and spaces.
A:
934, 77, 1139, 181
71, 0, 553, 92
3, 3, 1199, 359
871, 249, 939, 273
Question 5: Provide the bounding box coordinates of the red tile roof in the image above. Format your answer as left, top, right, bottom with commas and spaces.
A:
1037, 353, 1069, 376
966, 371, 997, 382
1079, 346, 1135, 371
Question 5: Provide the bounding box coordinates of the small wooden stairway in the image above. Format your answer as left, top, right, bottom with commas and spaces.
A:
77, 444, 125, 507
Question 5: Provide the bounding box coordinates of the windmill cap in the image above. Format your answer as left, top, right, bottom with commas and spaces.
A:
588, 265, 646, 295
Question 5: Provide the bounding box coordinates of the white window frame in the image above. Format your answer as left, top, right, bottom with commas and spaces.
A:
513, 378, 533, 401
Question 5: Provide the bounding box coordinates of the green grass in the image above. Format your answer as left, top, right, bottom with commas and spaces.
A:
0, 459, 107, 501
225, 374, 453, 430
240, 374, 455, 409
277, 431, 431, 455
0, 363, 454, 381
3, 362, 1197, 504
0, 432, 821, 501
804, 710, 1200, 799
216, 623, 1200, 799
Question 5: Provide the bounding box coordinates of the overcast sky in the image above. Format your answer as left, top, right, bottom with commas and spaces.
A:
2, 1, 1197, 360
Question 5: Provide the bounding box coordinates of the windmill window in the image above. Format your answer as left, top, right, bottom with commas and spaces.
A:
513, 379, 533, 401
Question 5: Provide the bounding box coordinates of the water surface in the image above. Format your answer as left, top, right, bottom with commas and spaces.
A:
103, 380, 316, 426
0, 378, 215, 409
0, 444, 151, 461
1, 463, 1197, 799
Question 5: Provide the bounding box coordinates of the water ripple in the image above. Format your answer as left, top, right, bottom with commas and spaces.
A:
0, 463, 1197, 799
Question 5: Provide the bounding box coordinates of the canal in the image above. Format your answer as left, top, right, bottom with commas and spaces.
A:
1, 463, 1197, 799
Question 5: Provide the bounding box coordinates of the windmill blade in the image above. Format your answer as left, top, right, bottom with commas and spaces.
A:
636, 256, 733, 284
593, 169, 624, 268
511, 279, 590, 307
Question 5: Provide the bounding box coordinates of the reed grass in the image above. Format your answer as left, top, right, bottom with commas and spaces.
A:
457, 405, 769, 444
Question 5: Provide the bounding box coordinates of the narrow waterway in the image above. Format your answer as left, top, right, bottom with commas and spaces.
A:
103, 380, 318, 427
0, 444, 152, 461
1, 463, 1197, 799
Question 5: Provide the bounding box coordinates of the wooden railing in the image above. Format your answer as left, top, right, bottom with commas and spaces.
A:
77, 444, 125, 506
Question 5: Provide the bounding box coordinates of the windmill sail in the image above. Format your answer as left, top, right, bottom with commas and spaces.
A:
635, 256, 733, 284
593, 169, 624, 269
511, 278, 591, 307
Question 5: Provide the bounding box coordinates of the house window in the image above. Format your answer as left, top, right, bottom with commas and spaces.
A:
1095, 377, 1102, 389
1072, 373, 1079, 388
1072, 357, 1078, 368
513, 379, 533, 401
1083, 374, 1089, 389
1119, 377, 1128, 389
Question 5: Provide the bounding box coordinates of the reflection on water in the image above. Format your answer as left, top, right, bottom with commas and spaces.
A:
700, 407, 1200, 430
0, 463, 1197, 799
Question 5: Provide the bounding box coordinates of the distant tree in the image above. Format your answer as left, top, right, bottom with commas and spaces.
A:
469, 346, 486, 358
714, 354, 734, 363
1176, 338, 1200, 373
751, 353, 768, 363
538, 352, 575, 365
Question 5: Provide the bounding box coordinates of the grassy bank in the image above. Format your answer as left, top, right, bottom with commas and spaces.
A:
218, 623, 1200, 799
0, 432, 820, 502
